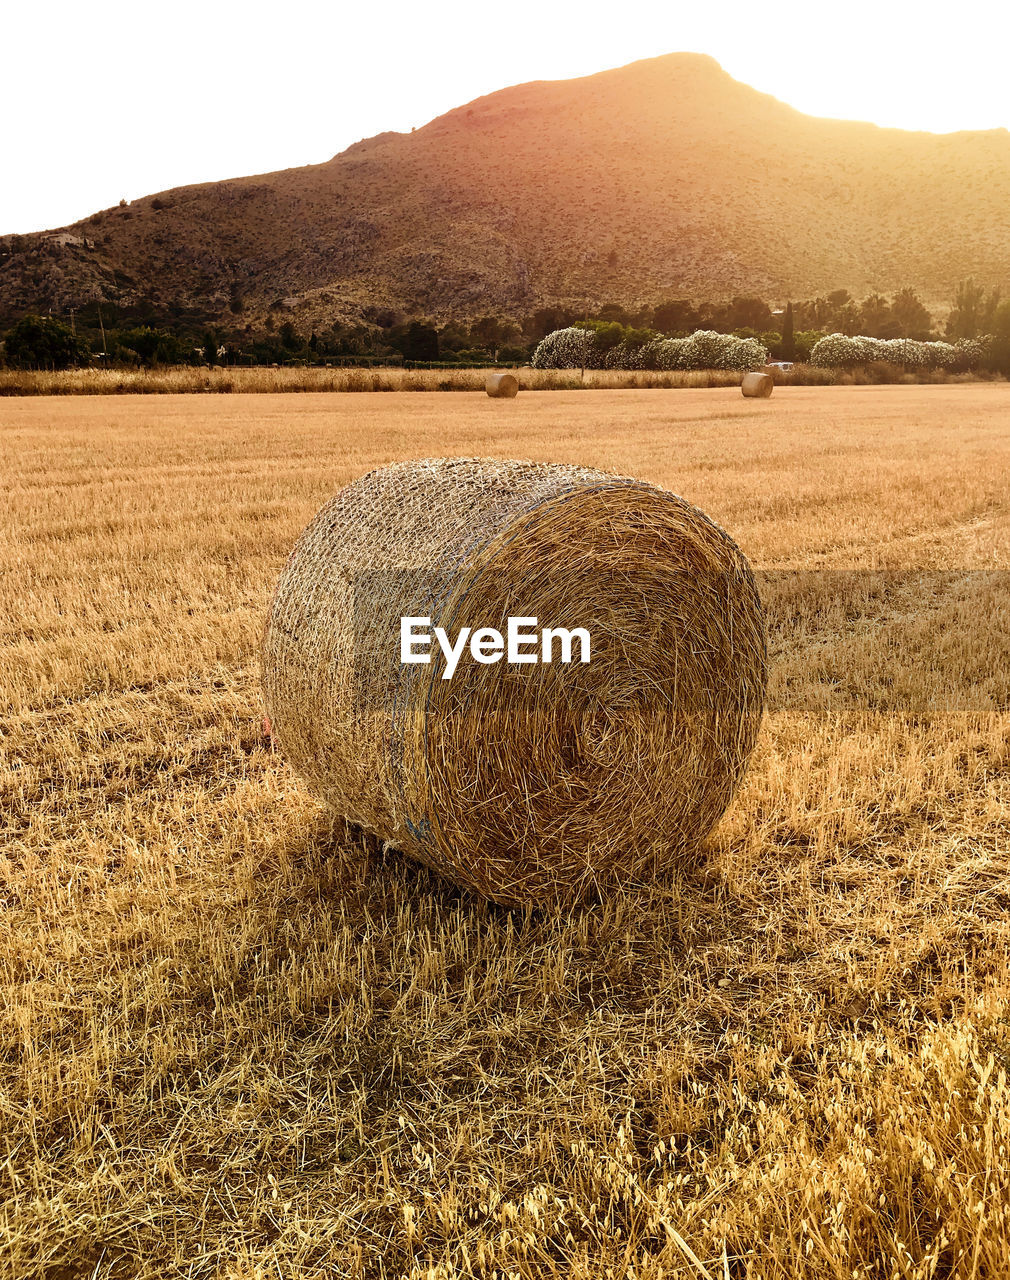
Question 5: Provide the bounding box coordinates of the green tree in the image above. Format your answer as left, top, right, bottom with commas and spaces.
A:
574, 320, 627, 354
470, 316, 521, 356
946, 278, 984, 339
792, 330, 823, 362
4, 315, 88, 369
438, 321, 470, 354
594, 303, 632, 325
402, 321, 439, 361
780, 302, 795, 360
982, 288, 1002, 334
824, 290, 861, 334
651, 299, 697, 335
202, 329, 218, 367
889, 288, 933, 340
796, 292, 859, 335
524, 308, 573, 343
117, 326, 183, 367
279, 322, 302, 353
621, 327, 656, 351
946, 278, 1000, 340
985, 300, 1010, 374
860, 294, 895, 338
472, 316, 505, 349
723, 296, 773, 331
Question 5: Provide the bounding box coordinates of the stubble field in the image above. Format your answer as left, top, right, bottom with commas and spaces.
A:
4, 384, 1010, 1278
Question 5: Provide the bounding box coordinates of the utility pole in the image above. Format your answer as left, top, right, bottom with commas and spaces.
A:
97, 304, 107, 353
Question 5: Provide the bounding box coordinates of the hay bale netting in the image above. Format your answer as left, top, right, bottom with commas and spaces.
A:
485, 371, 519, 398
741, 371, 774, 398
261, 458, 767, 905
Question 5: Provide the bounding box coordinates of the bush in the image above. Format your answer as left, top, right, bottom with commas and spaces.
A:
115, 326, 186, 367
3, 315, 90, 370
531, 327, 597, 369
811, 333, 986, 371
573, 320, 627, 357
958, 337, 990, 371
810, 334, 861, 367
677, 330, 766, 370
532, 327, 768, 372
602, 341, 644, 370
793, 330, 823, 362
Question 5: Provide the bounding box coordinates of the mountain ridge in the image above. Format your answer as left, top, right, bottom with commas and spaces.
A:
3, 52, 1010, 328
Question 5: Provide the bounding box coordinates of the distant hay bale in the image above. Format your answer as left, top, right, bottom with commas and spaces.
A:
261, 458, 766, 905
741, 371, 774, 398
485, 371, 519, 398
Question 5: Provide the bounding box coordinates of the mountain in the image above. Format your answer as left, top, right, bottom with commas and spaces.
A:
4, 52, 1010, 328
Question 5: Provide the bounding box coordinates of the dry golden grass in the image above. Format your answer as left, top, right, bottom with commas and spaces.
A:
0, 367, 755, 397
0, 366, 993, 398
4, 383, 1010, 1278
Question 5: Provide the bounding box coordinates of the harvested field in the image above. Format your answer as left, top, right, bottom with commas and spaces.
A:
4, 383, 1010, 1278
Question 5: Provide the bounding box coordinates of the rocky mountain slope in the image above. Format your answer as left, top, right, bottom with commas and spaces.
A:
4, 52, 1010, 326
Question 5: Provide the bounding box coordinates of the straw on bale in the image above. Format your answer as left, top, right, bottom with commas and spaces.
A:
485, 371, 519, 398
741, 370, 774, 398
261, 458, 767, 905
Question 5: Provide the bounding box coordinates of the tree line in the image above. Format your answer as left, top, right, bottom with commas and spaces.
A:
2, 280, 1008, 371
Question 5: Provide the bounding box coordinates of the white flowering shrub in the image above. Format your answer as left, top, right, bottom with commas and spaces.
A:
811, 334, 861, 367
636, 339, 661, 370
675, 330, 768, 371
603, 341, 650, 370
681, 330, 724, 369
931, 342, 960, 369
812, 333, 988, 371
645, 338, 692, 370
537, 326, 994, 375
533, 327, 767, 371
731, 336, 769, 370
955, 337, 989, 369
881, 338, 946, 367
857, 336, 888, 362
883, 338, 923, 367
530, 327, 597, 369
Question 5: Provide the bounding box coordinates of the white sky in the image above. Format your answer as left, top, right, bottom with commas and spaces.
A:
4, 0, 1010, 234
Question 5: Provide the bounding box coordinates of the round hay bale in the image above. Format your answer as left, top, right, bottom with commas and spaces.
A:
741, 371, 774, 398
261, 458, 766, 905
485, 371, 519, 398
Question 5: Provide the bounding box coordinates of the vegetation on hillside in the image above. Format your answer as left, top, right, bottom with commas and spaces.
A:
7, 282, 1010, 377
526, 282, 1010, 376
